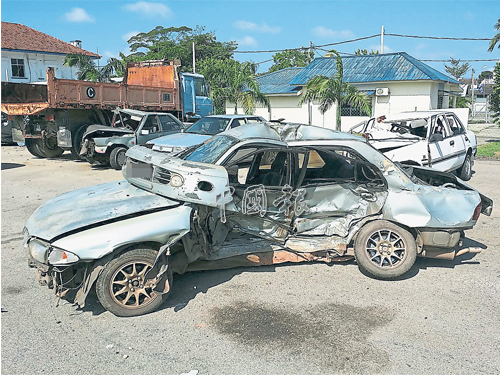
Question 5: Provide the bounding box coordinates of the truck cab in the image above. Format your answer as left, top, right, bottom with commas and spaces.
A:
180, 73, 213, 121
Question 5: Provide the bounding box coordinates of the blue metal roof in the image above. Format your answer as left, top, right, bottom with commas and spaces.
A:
289, 52, 460, 85
256, 67, 303, 94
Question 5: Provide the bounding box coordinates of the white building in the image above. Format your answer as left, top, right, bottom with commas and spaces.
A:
227, 52, 462, 131
1, 21, 100, 83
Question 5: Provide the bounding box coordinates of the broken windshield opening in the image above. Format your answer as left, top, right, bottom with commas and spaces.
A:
373, 118, 429, 138
185, 117, 231, 135
112, 112, 141, 131
184, 135, 238, 164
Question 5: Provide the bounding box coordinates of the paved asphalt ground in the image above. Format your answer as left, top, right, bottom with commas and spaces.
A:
1, 145, 499, 375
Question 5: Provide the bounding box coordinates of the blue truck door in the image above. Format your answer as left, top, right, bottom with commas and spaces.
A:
182, 75, 195, 119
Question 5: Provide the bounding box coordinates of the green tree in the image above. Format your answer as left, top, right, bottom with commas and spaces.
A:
490, 62, 500, 125
488, 17, 500, 52
63, 54, 124, 82
444, 57, 471, 80
354, 49, 379, 55
267, 49, 315, 73
198, 58, 269, 115
123, 26, 237, 72
298, 50, 370, 131
478, 70, 494, 82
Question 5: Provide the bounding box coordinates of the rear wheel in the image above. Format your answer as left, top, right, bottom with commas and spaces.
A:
70, 126, 87, 159
25, 138, 45, 158
96, 249, 171, 317
354, 220, 417, 279
39, 136, 64, 158
457, 153, 472, 181
109, 147, 127, 170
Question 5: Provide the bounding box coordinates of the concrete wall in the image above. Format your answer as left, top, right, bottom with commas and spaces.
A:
1, 51, 79, 83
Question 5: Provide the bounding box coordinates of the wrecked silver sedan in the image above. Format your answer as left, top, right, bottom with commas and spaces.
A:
23, 122, 493, 316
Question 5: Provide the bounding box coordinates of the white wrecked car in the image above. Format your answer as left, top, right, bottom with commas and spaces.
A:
349, 111, 477, 180
24, 122, 492, 316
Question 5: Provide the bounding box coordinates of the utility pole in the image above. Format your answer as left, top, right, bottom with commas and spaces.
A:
471, 68, 475, 118
381, 25, 385, 54
192, 42, 196, 73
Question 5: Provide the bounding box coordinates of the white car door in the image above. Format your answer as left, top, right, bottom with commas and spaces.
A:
427, 114, 458, 172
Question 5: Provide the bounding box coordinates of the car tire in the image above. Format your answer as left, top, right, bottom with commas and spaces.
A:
354, 220, 417, 280
96, 248, 171, 317
109, 147, 127, 170
457, 153, 472, 181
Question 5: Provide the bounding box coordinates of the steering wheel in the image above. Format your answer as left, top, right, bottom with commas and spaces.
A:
390, 124, 410, 134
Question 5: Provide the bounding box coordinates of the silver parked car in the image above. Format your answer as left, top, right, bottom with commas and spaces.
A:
24, 122, 492, 316
147, 114, 265, 154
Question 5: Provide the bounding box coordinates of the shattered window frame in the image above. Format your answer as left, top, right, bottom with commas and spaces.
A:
298, 146, 387, 190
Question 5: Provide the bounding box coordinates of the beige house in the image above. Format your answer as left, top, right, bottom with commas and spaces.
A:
227, 52, 462, 131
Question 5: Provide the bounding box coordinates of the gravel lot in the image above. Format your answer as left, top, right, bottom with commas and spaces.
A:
2, 146, 499, 375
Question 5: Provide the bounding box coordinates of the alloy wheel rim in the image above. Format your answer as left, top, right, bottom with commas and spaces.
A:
365, 229, 407, 269
110, 260, 157, 309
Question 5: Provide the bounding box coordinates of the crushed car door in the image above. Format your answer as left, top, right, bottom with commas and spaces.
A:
286, 147, 388, 252
223, 147, 294, 242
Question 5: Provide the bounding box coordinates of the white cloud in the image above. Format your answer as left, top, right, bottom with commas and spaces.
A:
238, 36, 258, 47
122, 2, 172, 18
63, 8, 95, 23
103, 51, 118, 59
368, 44, 393, 53
122, 31, 140, 42
313, 26, 354, 39
464, 11, 475, 21
415, 43, 426, 50
233, 20, 281, 34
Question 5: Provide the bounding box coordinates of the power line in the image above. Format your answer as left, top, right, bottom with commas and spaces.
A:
386, 33, 491, 41
421, 58, 500, 62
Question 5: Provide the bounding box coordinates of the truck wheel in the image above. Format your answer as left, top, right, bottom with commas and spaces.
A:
96, 249, 171, 317
25, 139, 45, 158
70, 126, 87, 159
354, 220, 417, 280
457, 153, 472, 181
109, 147, 127, 170
39, 137, 64, 158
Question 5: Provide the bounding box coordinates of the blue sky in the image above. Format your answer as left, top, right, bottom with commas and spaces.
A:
2, 0, 499, 76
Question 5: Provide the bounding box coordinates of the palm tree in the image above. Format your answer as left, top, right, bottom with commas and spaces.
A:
298, 50, 370, 131
226, 61, 269, 115
488, 17, 500, 52
63, 54, 124, 82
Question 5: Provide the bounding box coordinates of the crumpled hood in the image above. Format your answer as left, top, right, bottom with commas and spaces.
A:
147, 132, 210, 150
83, 124, 134, 139
25, 180, 181, 241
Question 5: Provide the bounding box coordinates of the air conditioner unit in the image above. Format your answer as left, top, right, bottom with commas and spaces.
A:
376, 87, 389, 96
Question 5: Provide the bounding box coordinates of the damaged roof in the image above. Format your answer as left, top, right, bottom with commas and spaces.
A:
288, 52, 459, 85
1, 22, 100, 58
224, 122, 364, 143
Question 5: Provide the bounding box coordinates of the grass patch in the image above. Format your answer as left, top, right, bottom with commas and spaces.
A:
477, 141, 500, 158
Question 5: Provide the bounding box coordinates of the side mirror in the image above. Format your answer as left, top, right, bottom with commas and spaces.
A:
429, 133, 443, 142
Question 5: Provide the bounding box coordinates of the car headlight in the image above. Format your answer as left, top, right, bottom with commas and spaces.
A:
170, 173, 184, 187
48, 248, 80, 265
23, 227, 30, 248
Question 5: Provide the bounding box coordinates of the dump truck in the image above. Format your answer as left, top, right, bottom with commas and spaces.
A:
1, 59, 213, 158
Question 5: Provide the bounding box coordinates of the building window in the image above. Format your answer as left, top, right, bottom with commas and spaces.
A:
340, 103, 371, 117
11, 59, 25, 78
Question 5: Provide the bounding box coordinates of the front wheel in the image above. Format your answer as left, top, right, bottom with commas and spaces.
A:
96, 249, 171, 317
25, 139, 45, 158
39, 137, 64, 158
457, 153, 472, 181
354, 220, 417, 280
109, 147, 127, 170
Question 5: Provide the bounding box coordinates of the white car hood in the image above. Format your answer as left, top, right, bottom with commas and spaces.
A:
147, 132, 211, 150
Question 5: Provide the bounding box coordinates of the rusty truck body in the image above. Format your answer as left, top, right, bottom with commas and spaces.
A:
1, 60, 213, 158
